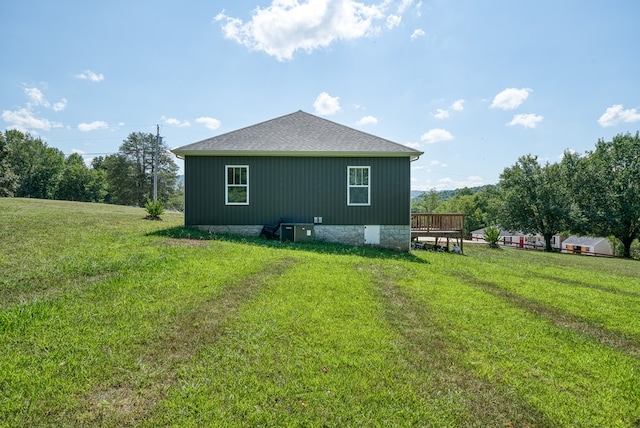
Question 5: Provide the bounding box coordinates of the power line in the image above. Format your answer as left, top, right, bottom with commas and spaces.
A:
62, 152, 117, 156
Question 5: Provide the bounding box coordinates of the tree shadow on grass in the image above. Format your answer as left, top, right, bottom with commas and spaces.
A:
147, 226, 432, 264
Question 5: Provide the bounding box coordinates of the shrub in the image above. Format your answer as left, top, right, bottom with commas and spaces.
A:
483, 225, 501, 248
144, 200, 165, 220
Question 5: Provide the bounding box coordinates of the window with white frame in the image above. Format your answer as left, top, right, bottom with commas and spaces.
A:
347, 166, 370, 206
226, 165, 249, 205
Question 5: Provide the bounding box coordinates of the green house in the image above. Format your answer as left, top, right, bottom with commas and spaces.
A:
171, 110, 423, 250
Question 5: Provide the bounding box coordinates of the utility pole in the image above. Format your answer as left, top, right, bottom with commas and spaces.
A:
154, 125, 160, 201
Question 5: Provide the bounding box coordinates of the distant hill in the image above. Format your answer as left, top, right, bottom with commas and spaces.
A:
411, 186, 488, 201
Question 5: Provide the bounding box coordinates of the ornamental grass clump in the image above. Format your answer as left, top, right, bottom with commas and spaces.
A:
483, 225, 501, 248
144, 200, 165, 220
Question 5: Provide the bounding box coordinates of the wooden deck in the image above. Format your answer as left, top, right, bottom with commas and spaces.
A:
411, 213, 465, 252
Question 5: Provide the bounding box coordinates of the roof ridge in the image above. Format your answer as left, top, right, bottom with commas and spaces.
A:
172, 110, 423, 159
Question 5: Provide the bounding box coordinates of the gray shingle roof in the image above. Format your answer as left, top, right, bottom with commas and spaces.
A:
562, 235, 607, 246
171, 110, 423, 159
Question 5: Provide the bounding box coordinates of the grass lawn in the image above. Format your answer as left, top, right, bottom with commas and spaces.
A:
1, 198, 639, 427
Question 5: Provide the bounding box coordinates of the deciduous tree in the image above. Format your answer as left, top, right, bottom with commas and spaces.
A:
498, 155, 570, 252
411, 188, 440, 213
56, 153, 106, 202
564, 132, 640, 258
435, 188, 481, 237
0, 132, 19, 197
5, 130, 64, 199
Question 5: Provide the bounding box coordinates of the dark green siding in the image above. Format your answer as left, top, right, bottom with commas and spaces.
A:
184, 156, 411, 226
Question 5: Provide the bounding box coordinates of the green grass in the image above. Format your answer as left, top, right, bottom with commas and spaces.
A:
1, 198, 639, 427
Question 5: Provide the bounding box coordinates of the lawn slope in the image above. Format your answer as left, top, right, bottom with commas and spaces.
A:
1, 198, 639, 427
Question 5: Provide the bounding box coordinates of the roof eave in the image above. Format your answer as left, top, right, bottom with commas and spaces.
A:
171, 149, 423, 161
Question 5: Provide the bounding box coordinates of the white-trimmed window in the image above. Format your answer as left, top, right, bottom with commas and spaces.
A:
226, 165, 249, 205
347, 166, 370, 206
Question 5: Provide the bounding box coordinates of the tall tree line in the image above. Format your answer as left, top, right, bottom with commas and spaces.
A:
0, 130, 180, 208
412, 132, 640, 258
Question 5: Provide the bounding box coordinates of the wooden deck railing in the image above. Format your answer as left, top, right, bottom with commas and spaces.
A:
411, 213, 464, 232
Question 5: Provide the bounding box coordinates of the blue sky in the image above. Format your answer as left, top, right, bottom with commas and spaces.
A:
2, 0, 639, 191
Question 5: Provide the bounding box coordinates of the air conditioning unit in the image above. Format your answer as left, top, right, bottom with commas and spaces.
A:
281, 223, 314, 243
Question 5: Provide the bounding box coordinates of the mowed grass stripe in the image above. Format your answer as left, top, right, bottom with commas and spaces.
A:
369, 260, 553, 427
455, 246, 640, 344
463, 244, 640, 295
144, 252, 463, 427
458, 273, 640, 357
397, 252, 640, 427
1, 234, 284, 426
74, 254, 297, 427
486, 275, 640, 342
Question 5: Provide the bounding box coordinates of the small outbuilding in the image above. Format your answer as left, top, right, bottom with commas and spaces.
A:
171, 111, 423, 250
561, 235, 613, 257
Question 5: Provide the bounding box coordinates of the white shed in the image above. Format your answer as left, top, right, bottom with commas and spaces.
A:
561, 236, 613, 256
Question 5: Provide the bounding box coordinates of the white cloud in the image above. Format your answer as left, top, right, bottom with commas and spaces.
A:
356, 115, 378, 125
420, 128, 454, 143
597, 104, 640, 127
490, 87, 531, 110
162, 116, 191, 128
23, 87, 67, 112
2, 86, 68, 131
420, 175, 483, 191
75, 70, 104, 82
398, 0, 414, 14
2, 108, 58, 131
450, 99, 465, 111
507, 113, 543, 128
433, 99, 464, 120
433, 108, 449, 120
25, 87, 47, 106
195, 116, 221, 130
436, 177, 455, 187
78, 121, 109, 132
215, 0, 393, 61
410, 28, 425, 40
386, 14, 401, 29
53, 98, 68, 112
314, 92, 341, 115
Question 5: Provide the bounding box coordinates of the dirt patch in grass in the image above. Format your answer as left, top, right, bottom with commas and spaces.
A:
77, 258, 298, 426
157, 238, 211, 248
459, 273, 640, 358
369, 267, 551, 427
